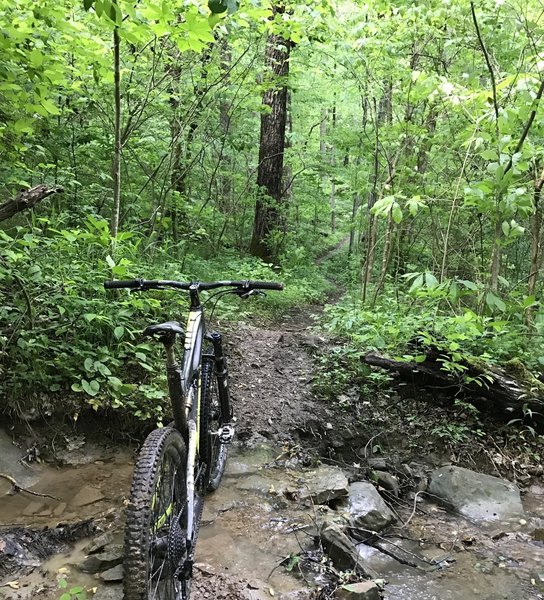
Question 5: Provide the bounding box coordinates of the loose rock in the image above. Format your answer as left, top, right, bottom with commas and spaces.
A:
335, 581, 381, 600
72, 485, 105, 507
341, 482, 396, 535
79, 547, 123, 574
319, 522, 379, 579
100, 564, 124, 582
83, 532, 114, 555
429, 466, 524, 522
298, 465, 349, 504
372, 471, 399, 496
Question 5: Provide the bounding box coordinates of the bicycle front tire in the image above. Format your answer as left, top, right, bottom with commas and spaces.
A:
124, 427, 188, 600
199, 357, 229, 492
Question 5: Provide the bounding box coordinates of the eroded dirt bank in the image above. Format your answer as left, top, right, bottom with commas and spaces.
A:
1, 309, 544, 600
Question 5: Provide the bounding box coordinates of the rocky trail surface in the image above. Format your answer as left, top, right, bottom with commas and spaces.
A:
1, 306, 544, 600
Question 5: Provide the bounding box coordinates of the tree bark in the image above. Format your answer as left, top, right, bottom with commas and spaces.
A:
110, 17, 122, 238
250, 7, 291, 262
0, 185, 63, 222
528, 163, 544, 299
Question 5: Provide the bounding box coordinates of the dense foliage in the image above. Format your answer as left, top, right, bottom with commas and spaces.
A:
0, 0, 543, 421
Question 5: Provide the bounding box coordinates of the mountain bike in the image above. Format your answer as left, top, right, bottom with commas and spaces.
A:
104, 278, 284, 600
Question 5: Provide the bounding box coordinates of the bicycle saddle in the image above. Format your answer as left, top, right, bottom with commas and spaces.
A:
143, 321, 184, 337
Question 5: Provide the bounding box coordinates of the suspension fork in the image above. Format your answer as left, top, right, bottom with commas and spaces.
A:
206, 331, 233, 421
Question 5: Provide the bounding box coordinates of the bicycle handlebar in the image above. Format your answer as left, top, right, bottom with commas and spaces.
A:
104, 279, 284, 292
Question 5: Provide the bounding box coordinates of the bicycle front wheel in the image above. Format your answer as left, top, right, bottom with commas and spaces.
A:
124, 427, 189, 600
199, 357, 229, 492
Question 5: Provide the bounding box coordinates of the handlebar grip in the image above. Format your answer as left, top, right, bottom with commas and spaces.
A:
248, 280, 284, 291
104, 279, 142, 290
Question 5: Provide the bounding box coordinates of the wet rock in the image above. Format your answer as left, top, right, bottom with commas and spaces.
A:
22, 501, 45, 516
319, 522, 378, 579
93, 585, 123, 600
366, 457, 387, 470
372, 471, 399, 495
298, 465, 349, 504
53, 502, 67, 517
341, 482, 396, 535
356, 543, 397, 571
429, 466, 524, 522
100, 564, 123, 582
235, 474, 275, 495
72, 485, 105, 507
336, 581, 380, 600
79, 546, 123, 573
83, 531, 114, 554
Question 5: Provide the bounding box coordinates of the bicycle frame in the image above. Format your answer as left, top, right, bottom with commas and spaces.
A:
162, 284, 229, 580
104, 277, 282, 596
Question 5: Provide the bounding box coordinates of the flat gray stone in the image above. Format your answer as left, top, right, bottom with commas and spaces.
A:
429, 466, 524, 522
22, 501, 45, 516
99, 564, 123, 582
320, 522, 378, 579
72, 486, 105, 507
79, 547, 123, 574
336, 581, 380, 600
298, 465, 349, 504
342, 482, 396, 534
372, 470, 399, 495
83, 532, 114, 555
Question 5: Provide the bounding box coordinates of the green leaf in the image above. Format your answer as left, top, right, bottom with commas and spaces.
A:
425, 272, 439, 289
209, 0, 228, 14
82, 379, 100, 396
106, 254, 115, 268
480, 149, 496, 160
408, 274, 424, 293
84, 0, 94, 10
392, 202, 403, 224
59, 594, 71, 600
58, 579, 68, 589
69, 587, 84, 595
459, 279, 478, 291
84, 357, 94, 372
486, 291, 506, 312
522, 295, 536, 308
114, 326, 125, 339
40, 98, 60, 115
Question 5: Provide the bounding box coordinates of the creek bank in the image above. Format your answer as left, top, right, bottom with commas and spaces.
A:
1, 317, 544, 599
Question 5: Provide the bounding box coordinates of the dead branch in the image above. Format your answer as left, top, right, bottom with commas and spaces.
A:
0, 185, 64, 222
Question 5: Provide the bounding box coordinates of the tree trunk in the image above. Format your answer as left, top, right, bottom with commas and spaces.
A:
489, 216, 502, 292
348, 192, 360, 256
110, 18, 122, 238
528, 163, 544, 298
249, 7, 291, 262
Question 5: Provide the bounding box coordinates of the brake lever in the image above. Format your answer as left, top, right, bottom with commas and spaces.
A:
238, 289, 267, 300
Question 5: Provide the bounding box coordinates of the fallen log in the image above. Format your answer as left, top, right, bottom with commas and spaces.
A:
0, 184, 63, 222
364, 352, 544, 425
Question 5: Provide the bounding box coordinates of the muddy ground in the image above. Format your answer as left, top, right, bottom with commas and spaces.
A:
1, 303, 544, 600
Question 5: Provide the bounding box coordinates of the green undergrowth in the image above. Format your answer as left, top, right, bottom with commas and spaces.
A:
317, 265, 544, 442
0, 216, 329, 421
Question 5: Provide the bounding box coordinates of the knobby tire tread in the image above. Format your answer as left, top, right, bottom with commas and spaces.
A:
124, 427, 187, 600
200, 357, 229, 492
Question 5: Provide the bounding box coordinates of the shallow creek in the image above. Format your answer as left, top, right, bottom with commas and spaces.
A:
1, 433, 543, 600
